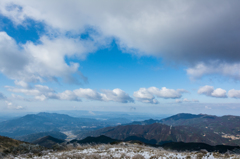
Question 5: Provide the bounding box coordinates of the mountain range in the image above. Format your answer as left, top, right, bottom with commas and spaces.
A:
0, 112, 131, 138
1, 112, 240, 148
15, 131, 67, 143
78, 113, 240, 146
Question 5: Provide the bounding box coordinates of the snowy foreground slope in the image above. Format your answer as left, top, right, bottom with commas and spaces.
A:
13, 143, 240, 159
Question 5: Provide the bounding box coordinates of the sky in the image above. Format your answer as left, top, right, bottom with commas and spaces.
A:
0, 0, 240, 115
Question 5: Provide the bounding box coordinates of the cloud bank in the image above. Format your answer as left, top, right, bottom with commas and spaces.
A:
7, 85, 133, 103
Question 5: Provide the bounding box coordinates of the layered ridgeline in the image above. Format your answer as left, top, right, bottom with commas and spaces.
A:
0, 112, 131, 138
126, 113, 240, 137
15, 131, 67, 143
78, 113, 240, 146
0, 113, 98, 138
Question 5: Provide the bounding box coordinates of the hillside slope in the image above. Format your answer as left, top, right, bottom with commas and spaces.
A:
80, 123, 239, 146
15, 131, 67, 143
124, 113, 240, 145
32, 136, 65, 148
0, 135, 25, 153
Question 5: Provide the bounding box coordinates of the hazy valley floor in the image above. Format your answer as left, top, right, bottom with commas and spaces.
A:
11, 143, 240, 159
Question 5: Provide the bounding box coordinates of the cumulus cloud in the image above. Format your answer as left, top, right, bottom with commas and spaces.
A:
101, 89, 134, 103
134, 87, 187, 104
6, 84, 133, 103
0, 1, 240, 80
58, 88, 134, 103
133, 88, 158, 104
0, 31, 107, 84
228, 89, 240, 99
0, 32, 29, 79
148, 87, 186, 99
198, 85, 227, 98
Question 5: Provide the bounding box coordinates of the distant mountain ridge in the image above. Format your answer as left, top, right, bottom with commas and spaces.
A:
32, 136, 65, 148
0, 112, 118, 138
125, 113, 240, 137
0, 112, 135, 138
78, 123, 233, 145
78, 113, 240, 146
15, 131, 67, 143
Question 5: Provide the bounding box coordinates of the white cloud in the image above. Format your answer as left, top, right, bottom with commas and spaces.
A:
211, 88, 227, 98
6, 84, 54, 96
133, 88, 158, 104
198, 85, 214, 96
35, 95, 47, 101
14, 80, 29, 88
228, 89, 240, 99
0, 1, 240, 81
6, 84, 133, 103
134, 87, 187, 104
0, 31, 107, 84
73, 88, 102, 101
101, 88, 134, 103
198, 85, 227, 98
183, 98, 191, 102
175, 99, 182, 103
58, 88, 133, 103
187, 62, 240, 80
148, 87, 185, 99
0, 32, 29, 79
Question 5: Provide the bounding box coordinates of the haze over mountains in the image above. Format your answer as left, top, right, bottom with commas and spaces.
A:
0, 112, 140, 138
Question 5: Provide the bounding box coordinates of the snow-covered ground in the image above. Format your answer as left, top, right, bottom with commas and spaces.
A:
13, 143, 240, 159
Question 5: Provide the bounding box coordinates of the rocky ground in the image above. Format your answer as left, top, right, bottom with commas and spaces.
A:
10, 143, 240, 159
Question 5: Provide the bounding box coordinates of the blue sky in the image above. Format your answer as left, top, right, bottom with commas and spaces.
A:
0, 1, 240, 115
